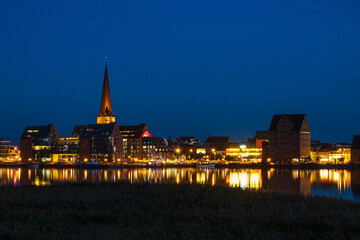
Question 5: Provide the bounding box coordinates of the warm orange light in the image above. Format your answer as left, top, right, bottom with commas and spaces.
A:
97, 116, 115, 124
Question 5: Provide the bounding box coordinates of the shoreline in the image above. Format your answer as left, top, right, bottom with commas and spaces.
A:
1, 162, 360, 170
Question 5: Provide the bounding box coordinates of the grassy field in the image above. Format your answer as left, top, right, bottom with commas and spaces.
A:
0, 183, 359, 240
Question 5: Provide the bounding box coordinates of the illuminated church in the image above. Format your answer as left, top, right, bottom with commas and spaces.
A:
20, 62, 168, 163
95, 62, 168, 160
97, 62, 116, 124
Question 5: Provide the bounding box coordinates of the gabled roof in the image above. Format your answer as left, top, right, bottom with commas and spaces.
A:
118, 124, 148, 138
254, 131, 268, 139
72, 125, 85, 137
228, 142, 242, 148
21, 124, 56, 139
268, 114, 308, 132
205, 136, 232, 143
118, 123, 147, 131
177, 136, 195, 141
193, 142, 210, 148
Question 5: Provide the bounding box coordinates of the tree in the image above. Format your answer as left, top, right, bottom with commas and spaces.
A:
304, 156, 312, 163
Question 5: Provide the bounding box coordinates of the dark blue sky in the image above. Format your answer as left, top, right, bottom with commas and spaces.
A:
1, 0, 360, 145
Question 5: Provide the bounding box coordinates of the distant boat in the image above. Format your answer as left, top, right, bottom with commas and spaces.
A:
147, 160, 164, 167
196, 161, 216, 168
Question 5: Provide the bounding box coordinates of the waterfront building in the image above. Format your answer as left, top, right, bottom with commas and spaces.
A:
8, 146, 20, 161
351, 135, 360, 164
0, 139, 19, 162
247, 131, 268, 148
78, 122, 122, 162
266, 114, 311, 164
176, 136, 200, 146
205, 136, 232, 156
119, 124, 149, 160
330, 143, 351, 164
225, 143, 262, 162
142, 137, 169, 160
166, 136, 181, 157
20, 124, 60, 162
311, 141, 351, 164
165, 136, 201, 159
192, 142, 212, 159
0, 139, 10, 161
52, 136, 79, 162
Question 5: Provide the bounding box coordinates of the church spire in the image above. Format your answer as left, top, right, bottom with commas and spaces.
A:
97, 61, 115, 124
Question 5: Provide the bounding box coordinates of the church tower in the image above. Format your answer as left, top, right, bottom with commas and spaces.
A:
97, 62, 115, 124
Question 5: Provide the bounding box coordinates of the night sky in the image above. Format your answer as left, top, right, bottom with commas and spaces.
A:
1, 0, 360, 145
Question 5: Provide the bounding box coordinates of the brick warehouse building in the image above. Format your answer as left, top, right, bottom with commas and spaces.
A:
266, 114, 311, 164
20, 124, 60, 162
78, 122, 122, 162
351, 135, 360, 164
119, 124, 168, 160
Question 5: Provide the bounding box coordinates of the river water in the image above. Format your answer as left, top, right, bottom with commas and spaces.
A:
1, 167, 360, 201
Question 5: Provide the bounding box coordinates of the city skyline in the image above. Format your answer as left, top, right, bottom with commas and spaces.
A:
1, 1, 360, 144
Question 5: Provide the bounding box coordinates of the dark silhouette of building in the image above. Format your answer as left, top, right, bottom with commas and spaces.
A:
205, 136, 232, 155
266, 114, 311, 164
20, 124, 60, 162
351, 135, 360, 164
78, 122, 122, 162
97, 62, 115, 124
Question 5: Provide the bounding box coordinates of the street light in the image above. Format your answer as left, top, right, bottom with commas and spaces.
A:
212, 149, 216, 160
176, 148, 180, 160
189, 149, 193, 160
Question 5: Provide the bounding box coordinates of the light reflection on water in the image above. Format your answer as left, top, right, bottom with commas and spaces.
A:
1, 168, 360, 201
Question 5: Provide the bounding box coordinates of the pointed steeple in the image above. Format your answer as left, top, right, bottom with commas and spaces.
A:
97, 62, 115, 124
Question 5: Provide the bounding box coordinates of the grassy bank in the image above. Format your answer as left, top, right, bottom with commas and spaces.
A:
0, 183, 360, 240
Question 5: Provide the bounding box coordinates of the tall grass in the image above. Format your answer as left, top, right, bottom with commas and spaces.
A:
0, 183, 359, 240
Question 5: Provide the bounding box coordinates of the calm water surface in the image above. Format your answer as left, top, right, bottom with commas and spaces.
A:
1, 167, 360, 201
